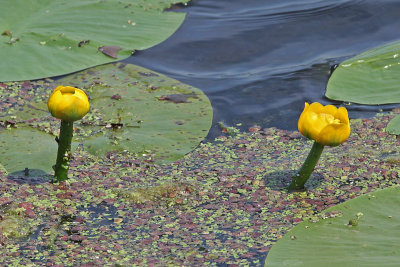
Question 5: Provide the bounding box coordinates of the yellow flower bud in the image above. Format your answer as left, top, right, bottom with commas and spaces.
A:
298, 102, 350, 146
48, 86, 90, 122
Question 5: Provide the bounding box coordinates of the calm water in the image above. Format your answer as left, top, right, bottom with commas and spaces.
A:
128, 0, 400, 138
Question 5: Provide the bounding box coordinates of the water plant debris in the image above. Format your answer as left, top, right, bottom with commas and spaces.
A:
1, 79, 400, 265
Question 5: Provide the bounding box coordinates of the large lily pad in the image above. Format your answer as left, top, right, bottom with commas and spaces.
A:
326, 40, 400, 104
56, 63, 213, 163
264, 185, 400, 266
0, 0, 190, 82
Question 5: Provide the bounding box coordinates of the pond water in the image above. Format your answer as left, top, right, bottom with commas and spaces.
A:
128, 0, 400, 138
3, 2, 400, 266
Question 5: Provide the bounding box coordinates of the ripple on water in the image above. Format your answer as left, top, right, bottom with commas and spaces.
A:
129, 0, 400, 136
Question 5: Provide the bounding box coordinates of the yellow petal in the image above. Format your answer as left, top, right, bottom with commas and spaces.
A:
298, 102, 310, 135
320, 104, 338, 116
299, 111, 322, 141
307, 102, 324, 113
316, 123, 351, 146
59, 86, 76, 94
335, 107, 350, 125
52, 85, 63, 94
297, 102, 350, 145
48, 86, 90, 121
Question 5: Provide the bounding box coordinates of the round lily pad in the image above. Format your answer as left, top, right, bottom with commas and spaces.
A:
56, 62, 213, 163
0, 126, 58, 173
264, 185, 400, 266
385, 114, 400, 135
0, 0, 190, 81
326, 40, 400, 104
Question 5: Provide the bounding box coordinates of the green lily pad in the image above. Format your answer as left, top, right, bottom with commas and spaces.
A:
0, 0, 190, 82
326, 40, 400, 104
264, 185, 400, 267
0, 102, 48, 122
385, 114, 400, 135
0, 126, 58, 173
56, 63, 213, 163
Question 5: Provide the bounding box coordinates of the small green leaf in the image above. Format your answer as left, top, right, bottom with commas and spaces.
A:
386, 114, 400, 135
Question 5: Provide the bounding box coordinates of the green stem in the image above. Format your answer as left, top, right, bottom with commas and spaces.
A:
53, 120, 73, 182
288, 141, 324, 191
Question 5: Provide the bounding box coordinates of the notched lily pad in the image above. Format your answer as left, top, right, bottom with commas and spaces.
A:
0, 126, 77, 174
326, 40, 400, 104
326, 40, 400, 135
386, 113, 400, 135
0, 0, 191, 81
0, 126, 57, 173
56, 63, 213, 163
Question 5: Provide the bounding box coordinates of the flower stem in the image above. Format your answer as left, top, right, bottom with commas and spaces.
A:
53, 120, 73, 182
288, 141, 324, 191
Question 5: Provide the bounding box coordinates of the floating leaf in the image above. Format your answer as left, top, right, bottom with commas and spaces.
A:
264, 185, 400, 266
326, 40, 400, 104
0, 125, 80, 174
0, 0, 191, 81
386, 114, 400, 135
0, 126, 62, 173
56, 63, 213, 163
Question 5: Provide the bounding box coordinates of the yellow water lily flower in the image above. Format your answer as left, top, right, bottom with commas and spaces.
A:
298, 102, 350, 146
48, 86, 90, 122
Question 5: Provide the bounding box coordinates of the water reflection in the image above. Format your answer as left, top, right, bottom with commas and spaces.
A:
127, 0, 400, 138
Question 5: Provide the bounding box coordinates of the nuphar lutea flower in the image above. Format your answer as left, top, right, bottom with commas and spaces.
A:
48, 86, 90, 122
48, 86, 90, 182
288, 102, 350, 190
298, 102, 350, 146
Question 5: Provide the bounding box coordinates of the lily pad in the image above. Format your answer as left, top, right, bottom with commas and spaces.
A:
0, 126, 58, 173
264, 185, 400, 267
385, 114, 400, 135
0, 0, 190, 82
56, 63, 213, 163
326, 40, 400, 104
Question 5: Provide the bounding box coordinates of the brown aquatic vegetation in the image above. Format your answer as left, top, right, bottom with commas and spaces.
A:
1, 81, 400, 265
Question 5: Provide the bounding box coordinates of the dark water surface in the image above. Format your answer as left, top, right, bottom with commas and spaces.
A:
127, 0, 400, 138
